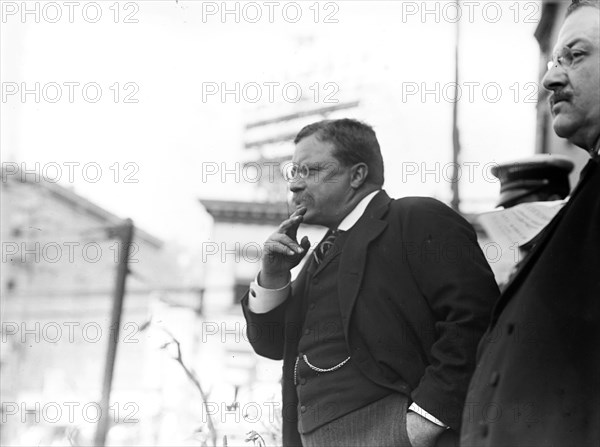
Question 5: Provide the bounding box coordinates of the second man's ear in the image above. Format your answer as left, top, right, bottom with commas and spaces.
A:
350, 163, 369, 189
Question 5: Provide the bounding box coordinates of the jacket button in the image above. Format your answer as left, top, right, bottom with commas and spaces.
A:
490, 371, 500, 387
300, 405, 307, 413
300, 378, 307, 385
304, 328, 311, 335
480, 422, 489, 437
309, 303, 316, 310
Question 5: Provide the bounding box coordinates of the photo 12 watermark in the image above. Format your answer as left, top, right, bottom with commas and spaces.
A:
2, 162, 140, 184
1, 2, 140, 24
1, 82, 140, 104
398, 161, 500, 184
201, 400, 285, 424
199, 1, 339, 24
400, 1, 541, 24
199, 239, 519, 265
400, 81, 540, 104
201, 81, 339, 104
1, 401, 139, 424
1, 321, 142, 344
2, 241, 140, 265
200, 160, 345, 184
462, 400, 540, 425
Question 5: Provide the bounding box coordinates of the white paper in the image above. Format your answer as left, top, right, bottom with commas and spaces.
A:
478, 200, 568, 247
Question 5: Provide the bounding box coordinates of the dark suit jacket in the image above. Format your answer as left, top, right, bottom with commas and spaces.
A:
460, 158, 600, 447
241, 191, 499, 446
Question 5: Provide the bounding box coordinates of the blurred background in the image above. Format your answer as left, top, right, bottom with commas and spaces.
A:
0, 0, 590, 445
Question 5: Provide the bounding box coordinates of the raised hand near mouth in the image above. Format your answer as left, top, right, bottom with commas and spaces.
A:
259, 206, 311, 289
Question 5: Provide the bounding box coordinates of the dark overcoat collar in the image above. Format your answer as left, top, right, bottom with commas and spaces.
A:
492, 158, 599, 323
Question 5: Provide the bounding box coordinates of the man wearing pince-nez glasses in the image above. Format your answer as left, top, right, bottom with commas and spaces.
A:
241, 118, 500, 447
461, 1, 600, 446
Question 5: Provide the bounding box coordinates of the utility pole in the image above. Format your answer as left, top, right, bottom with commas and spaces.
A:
94, 218, 135, 446
451, 0, 462, 212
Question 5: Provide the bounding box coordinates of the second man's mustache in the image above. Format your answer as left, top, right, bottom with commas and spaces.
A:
549, 90, 573, 106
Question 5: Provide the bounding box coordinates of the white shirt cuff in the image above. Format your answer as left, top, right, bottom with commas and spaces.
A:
247, 273, 290, 314
408, 403, 448, 428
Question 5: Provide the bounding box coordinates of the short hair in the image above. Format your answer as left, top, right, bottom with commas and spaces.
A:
566, 0, 600, 16
293, 118, 385, 187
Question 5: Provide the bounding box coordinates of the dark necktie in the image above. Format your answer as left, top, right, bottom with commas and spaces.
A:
313, 230, 341, 265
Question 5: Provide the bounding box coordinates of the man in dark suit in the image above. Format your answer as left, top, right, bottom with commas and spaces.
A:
241, 119, 499, 447
460, 1, 600, 446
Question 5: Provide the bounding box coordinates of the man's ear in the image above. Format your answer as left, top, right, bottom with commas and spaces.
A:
350, 163, 369, 189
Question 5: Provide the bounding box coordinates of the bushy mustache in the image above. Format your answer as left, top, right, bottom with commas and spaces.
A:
549, 90, 572, 107
288, 194, 314, 210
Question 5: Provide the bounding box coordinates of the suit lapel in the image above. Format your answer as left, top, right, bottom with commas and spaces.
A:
337, 191, 391, 335
287, 255, 314, 329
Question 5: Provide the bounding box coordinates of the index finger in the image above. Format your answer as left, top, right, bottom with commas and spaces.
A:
278, 206, 306, 238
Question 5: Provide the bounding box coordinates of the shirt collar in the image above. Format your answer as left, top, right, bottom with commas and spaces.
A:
337, 190, 380, 232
